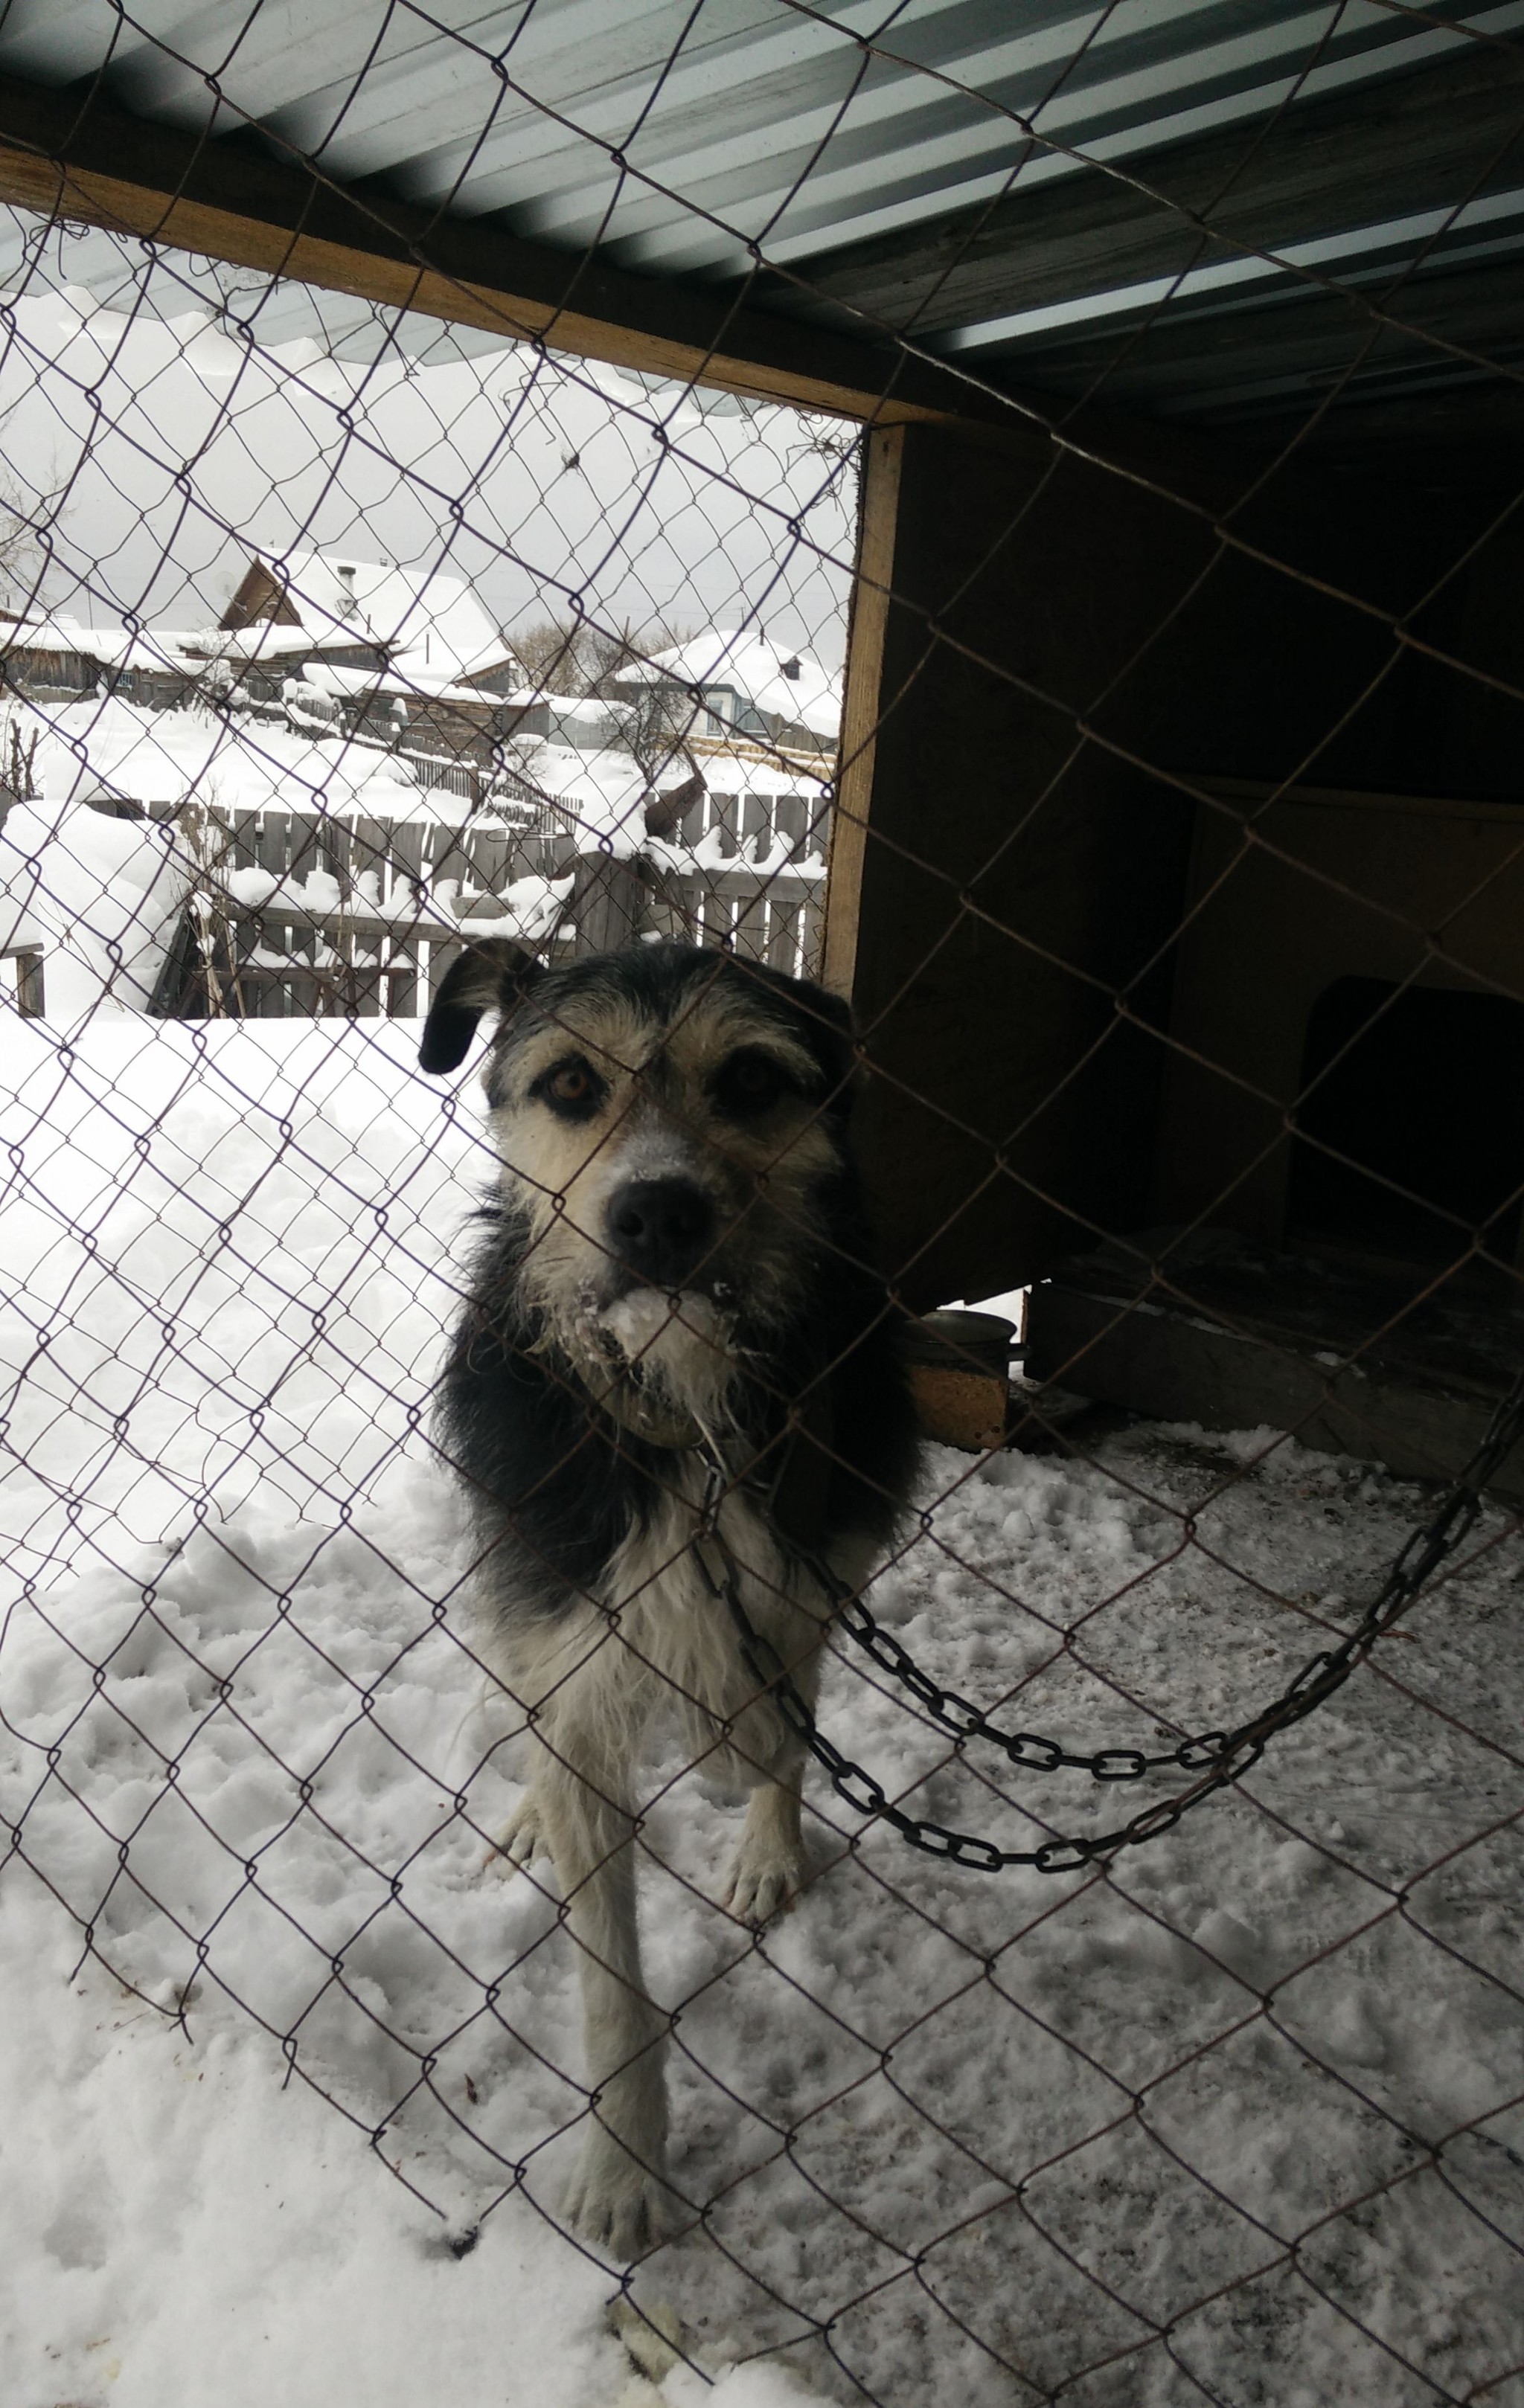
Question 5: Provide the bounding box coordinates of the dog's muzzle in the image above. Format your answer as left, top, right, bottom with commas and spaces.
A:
604, 1176, 717, 1291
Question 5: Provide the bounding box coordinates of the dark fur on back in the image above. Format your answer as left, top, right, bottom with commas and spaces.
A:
432, 943, 918, 1616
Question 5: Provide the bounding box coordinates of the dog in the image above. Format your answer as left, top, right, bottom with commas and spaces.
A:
418, 937, 919, 2256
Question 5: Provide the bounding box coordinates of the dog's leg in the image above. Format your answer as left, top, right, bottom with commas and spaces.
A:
534, 1734, 679, 2257
483, 1788, 545, 1875
718, 1587, 824, 1925
720, 1756, 813, 1924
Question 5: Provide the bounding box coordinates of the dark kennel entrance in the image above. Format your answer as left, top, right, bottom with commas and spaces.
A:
1288, 979, 1524, 1269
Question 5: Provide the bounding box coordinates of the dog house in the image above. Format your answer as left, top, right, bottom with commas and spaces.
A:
4, 15, 1521, 1489
834, 419, 1524, 1489
1159, 786, 1524, 1265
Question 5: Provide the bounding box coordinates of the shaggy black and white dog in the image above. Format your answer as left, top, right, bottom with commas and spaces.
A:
419, 937, 918, 2256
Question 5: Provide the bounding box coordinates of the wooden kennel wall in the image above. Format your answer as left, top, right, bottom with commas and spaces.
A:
828, 419, 1524, 1311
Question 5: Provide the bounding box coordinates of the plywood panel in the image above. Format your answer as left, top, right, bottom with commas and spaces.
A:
836, 420, 1456, 1309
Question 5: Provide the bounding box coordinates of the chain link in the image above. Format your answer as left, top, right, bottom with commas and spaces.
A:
694, 1370, 1524, 1874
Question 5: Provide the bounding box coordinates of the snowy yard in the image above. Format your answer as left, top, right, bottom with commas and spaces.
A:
2, 1021, 1522, 2407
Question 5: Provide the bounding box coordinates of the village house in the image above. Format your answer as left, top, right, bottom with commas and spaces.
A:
607, 627, 841, 761
0, 611, 208, 713
207, 548, 532, 763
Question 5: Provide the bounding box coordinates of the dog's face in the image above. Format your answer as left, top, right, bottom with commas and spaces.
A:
420, 940, 857, 1425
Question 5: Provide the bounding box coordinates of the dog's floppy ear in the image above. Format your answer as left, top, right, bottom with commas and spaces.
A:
736, 958, 859, 1109
763, 965, 858, 1108
419, 939, 543, 1075
801, 981, 859, 1113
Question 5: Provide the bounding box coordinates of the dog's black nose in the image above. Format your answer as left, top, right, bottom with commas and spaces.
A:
605, 1178, 716, 1288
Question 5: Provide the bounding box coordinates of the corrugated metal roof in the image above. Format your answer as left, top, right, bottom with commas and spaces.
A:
0, 0, 1518, 428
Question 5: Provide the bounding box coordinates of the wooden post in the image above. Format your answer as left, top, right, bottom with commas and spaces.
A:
822, 424, 904, 1000
569, 853, 647, 954
775, 792, 807, 863
825, 418, 1212, 1305
0, 72, 961, 428
4, 945, 44, 1015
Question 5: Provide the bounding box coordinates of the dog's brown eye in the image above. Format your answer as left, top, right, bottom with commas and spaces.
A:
536, 1056, 603, 1115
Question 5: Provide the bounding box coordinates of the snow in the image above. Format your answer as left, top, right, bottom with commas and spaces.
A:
24, 694, 427, 819
514, 740, 653, 858
622, 632, 842, 743
0, 1894, 616, 2408
680, 826, 824, 883
461, 873, 574, 946
691, 751, 831, 801
3, 1022, 1522, 2407
0, 786, 192, 1020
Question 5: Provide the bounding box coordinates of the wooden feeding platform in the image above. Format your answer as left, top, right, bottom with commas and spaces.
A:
904, 1310, 1017, 1454
1024, 1233, 1524, 1504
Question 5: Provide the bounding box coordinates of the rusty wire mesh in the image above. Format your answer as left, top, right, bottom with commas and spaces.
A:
1, 6, 1523, 2404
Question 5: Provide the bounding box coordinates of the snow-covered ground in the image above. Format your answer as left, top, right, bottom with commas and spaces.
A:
3, 1020, 1522, 2408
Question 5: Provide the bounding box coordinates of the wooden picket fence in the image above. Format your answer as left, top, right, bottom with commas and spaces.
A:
146, 794, 827, 1018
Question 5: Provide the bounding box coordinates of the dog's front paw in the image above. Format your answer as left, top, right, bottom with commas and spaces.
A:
563, 2131, 682, 2259
720, 1829, 813, 1927
483, 1791, 546, 1878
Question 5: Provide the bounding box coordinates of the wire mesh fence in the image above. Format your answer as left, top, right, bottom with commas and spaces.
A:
1, 6, 1523, 2404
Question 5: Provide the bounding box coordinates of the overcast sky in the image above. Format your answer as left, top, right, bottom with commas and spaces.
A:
0, 253, 859, 665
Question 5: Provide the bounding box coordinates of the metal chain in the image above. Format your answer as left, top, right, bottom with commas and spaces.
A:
693, 1371, 1524, 1875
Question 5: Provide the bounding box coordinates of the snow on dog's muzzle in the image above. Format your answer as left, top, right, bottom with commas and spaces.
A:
593, 1283, 740, 1431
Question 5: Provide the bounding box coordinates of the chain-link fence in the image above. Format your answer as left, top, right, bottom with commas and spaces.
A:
2, 7, 1523, 2404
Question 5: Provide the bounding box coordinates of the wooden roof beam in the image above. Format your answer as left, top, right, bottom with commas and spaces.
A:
0, 68, 955, 426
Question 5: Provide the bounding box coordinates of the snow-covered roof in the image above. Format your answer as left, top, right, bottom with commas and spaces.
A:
295, 664, 625, 724
207, 623, 317, 664
0, 613, 206, 678
225, 550, 514, 686
300, 658, 490, 709
618, 629, 842, 740
527, 690, 626, 728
